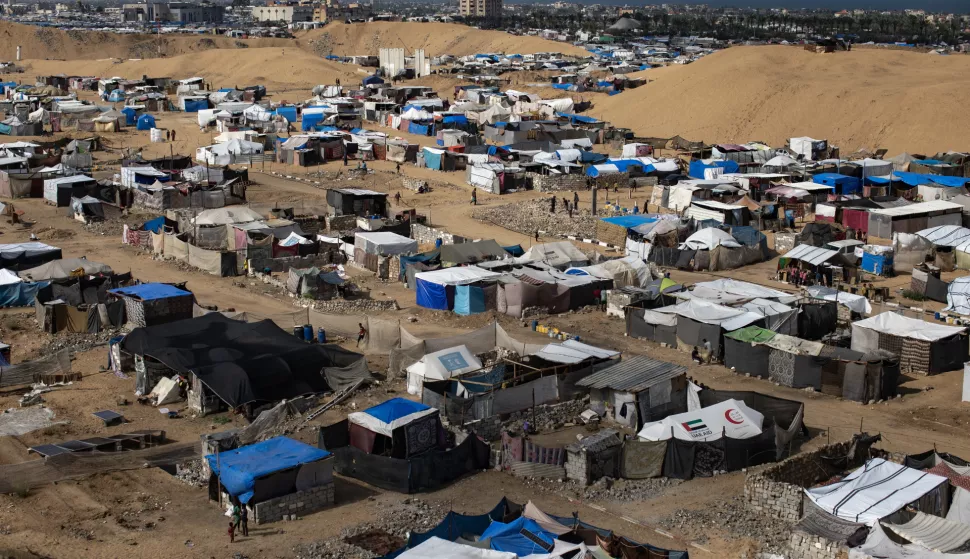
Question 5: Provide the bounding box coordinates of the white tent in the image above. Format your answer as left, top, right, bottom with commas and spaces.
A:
0, 269, 22, 285
406, 344, 482, 395
637, 399, 764, 442
763, 154, 798, 168
884, 512, 970, 553
530, 339, 619, 365
354, 232, 418, 256
805, 458, 948, 524
149, 377, 182, 406
805, 285, 872, 314
657, 298, 765, 331
193, 205, 264, 226
679, 228, 742, 250
517, 241, 589, 270
851, 312, 966, 353
398, 538, 516, 559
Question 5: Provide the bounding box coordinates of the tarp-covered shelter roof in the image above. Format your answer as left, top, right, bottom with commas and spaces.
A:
680, 228, 742, 250
785, 244, 839, 266
531, 339, 619, 365
121, 313, 364, 408
657, 299, 766, 331
415, 265, 502, 286
193, 205, 264, 226
805, 458, 947, 523
205, 436, 330, 504
870, 200, 962, 218
575, 354, 686, 393
638, 398, 764, 442
19, 258, 112, 281
439, 240, 509, 264
917, 225, 970, 249
348, 397, 437, 437
853, 312, 966, 342
109, 283, 190, 301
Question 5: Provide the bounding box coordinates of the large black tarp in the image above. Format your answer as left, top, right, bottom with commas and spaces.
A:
0, 245, 62, 271
663, 438, 696, 480
121, 313, 363, 407
798, 302, 838, 340
930, 334, 969, 374
648, 247, 682, 267
329, 434, 489, 494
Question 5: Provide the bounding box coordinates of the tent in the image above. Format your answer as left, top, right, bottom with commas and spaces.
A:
354, 232, 417, 256
398, 538, 516, 559
0, 242, 63, 271
680, 228, 741, 250
136, 113, 156, 131
637, 398, 764, 442
804, 285, 871, 314
805, 458, 948, 523
346, 398, 440, 459
851, 312, 968, 374
415, 266, 501, 311
205, 436, 331, 504
945, 277, 970, 316
516, 241, 589, 270
406, 344, 482, 395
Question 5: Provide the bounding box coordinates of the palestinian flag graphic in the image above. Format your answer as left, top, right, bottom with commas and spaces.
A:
682, 419, 708, 432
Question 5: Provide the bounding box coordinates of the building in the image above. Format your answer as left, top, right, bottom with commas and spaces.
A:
251, 3, 314, 23
459, 0, 501, 19
123, 2, 225, 23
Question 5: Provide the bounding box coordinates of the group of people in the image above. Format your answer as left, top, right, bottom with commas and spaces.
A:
549, 192, 582, 217
691, 338, 713, 365
785, 264, 829, 287
227, 502, 249, 543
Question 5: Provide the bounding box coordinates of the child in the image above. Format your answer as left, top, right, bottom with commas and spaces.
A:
228, 520, 235, 543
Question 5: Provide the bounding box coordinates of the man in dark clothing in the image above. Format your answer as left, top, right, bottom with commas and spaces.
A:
170, 130, 176, 142
535, 230, 540, 242
357, 323, 367, 347
343, 153, 348, 166
240, 507, 249, 537
573, 192, 579, 210
550, 196, 556, 213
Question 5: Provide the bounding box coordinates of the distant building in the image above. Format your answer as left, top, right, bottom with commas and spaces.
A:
251, 4, 314, 23
459, 0, 501, 20
123, 2, 225, 23
324, 2, 370, 22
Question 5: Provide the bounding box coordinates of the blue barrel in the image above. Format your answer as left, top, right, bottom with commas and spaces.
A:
531, 320, 538, 331
303, 324, 313, 342
317, 328, 326, 343
574, 335, 581, 341
293, 326, 303, 338
935, 312, 941, 320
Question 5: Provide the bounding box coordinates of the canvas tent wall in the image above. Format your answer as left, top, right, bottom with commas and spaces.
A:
406, 345, 482, 395
868, 201, 963, 240
43, 175, 95, 207
516, 241, 589, 270
851, 312, 968, 375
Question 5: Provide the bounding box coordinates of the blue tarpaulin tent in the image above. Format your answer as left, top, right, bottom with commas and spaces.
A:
362, 398, 430, 424
183, 98, 208, 113
689, 159, 739, 179
454, 285, 485, 315
273, 106, 297, 123
422, 148, 443, 170
409, 122, 430, 136
205, 437, 330, 503
136, 114, 156, 131
362, 75, 384, 86
861, 251, 893, 276
415, 277, 449, 309
142, 216, 165, 234
555, 112, 599, 124
579, 151, 608, 164
302, 113, 325, 131
812, 173, 861, 195
120, 107, 137, 126
0, 281, 48, 308
605, 158, 647, 172
502, 245, 524, 257
730, 226, 765, 247
441, 115, 468, 126
893, 171, 970, 188
109, 283, 190, 301
108, 90, 125, 102
480, 517, 556, 555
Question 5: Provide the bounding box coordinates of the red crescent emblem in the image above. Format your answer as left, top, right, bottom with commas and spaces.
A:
724, 409, 743, 425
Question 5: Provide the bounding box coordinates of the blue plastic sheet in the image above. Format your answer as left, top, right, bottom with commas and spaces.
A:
302, 113, 324, 131
121, 107, 137, 126
205, 437, 330, 503
183, 98, 208, 113
731, 226, 765, 247
108, 283, 191, 301
408, 122, 430, 136
812, 173, 861, 195
142, 216, 165, 234
415, 278, 448, 309
272, 106, 297, 123
601, 215, 657, 229
893, 171, 970, 188
0, 281, 48, 307
481, 517, 556, 556
689, 159, 739, 179
861, 252, 893, 276
555, 112, 599, 124
502, 245, 524, 257
362, 398, 430, 424
454, 285, 485, 316
136, 114, 156, 130
422, 148, 443, 170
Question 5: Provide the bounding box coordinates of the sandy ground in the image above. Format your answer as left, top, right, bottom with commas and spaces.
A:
590, 45, 970, 155
0, 37, 968, 559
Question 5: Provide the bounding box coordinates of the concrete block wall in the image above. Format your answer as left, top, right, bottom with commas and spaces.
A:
248, 252, 342, 274
402, 176, 429, 192
327, 214, 358, 232
463, 417, 502, 441
789, 531, 849, 559
411, 223, 467, 246
252, 482, 335, 525
528, 172, 587, 192
565, 451, 589, 485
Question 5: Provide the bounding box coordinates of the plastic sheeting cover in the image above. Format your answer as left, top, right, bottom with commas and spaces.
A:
637, 399, 765, 442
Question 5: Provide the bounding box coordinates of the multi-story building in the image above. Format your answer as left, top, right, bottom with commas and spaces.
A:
251, 2, 314, 23
123, 2, 224, 23
459, 0, 501, 20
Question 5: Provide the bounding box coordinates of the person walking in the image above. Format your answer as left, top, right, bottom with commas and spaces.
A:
228, 520, 235, 543
702, 338, 712, 364
343, 152, 348, 166
471, 189, 477, 205
394, 191, 401, 205
534, 230, 540, 242
573, 191, 579, 210
550, 196, 556, 213
231, 503, 241, 533
357, 323, 367, 347
170, 130, 176, 142
240, 506, 249, 537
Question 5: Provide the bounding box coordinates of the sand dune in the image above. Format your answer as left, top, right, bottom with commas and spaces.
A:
299, 22, 588, 58
22, 47, 362, 94
0, 21, 289, 61
590, 46, 970, 155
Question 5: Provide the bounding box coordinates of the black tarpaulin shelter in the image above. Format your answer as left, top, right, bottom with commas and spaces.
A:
121, 313, 365, 408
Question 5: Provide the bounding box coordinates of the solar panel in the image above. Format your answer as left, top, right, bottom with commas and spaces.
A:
29, 444, 71, 457
78, 437, 119, 447
92, 410, 124, 425
56, 440, 96, 451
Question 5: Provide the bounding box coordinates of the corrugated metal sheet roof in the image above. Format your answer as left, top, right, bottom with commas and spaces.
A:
565, 429, 622, 453
785, 244, 838, 266
575, 355, 686, 393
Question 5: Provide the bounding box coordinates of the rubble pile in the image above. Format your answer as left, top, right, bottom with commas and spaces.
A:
294, 499, 448, 559
174, 459, 208, 488
582, 476, 681, 502
44, 330, 117, 356
503, 397, 589, 433
312, 299, 399, 314
473, 200, 597, 239
659, 497, 791, 553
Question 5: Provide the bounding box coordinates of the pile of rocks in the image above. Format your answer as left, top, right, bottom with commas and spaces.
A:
473, 200, 598, 239
174, 459, 208, 488
658, 496, 791, 553
294, 499, 448, 559
503, 397, 589, 433
582, 476, 682, 502
44, 329, 117, 357
312, 299, 399, 314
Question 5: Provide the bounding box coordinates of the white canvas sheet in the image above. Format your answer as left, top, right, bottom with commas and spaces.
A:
415, 266, 501, 286
347, 407, 438, 438
852, 312, 965, 342
885, 512, 970, 553
531, 339, 619, 365
947, 487, 970, 525
805, 458, 948, 524
0, 269, 22, 285
850, 523, 970, 559
679, 228, 741, 250
637, 399, 764, 442
354, 232, 418, 256
398, 537, 516, 559
657, 299, 764, 331
815, 204, 837, 218
691, 279, 795, 303
805, 285, 872, 314
406, 344, 482, 395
